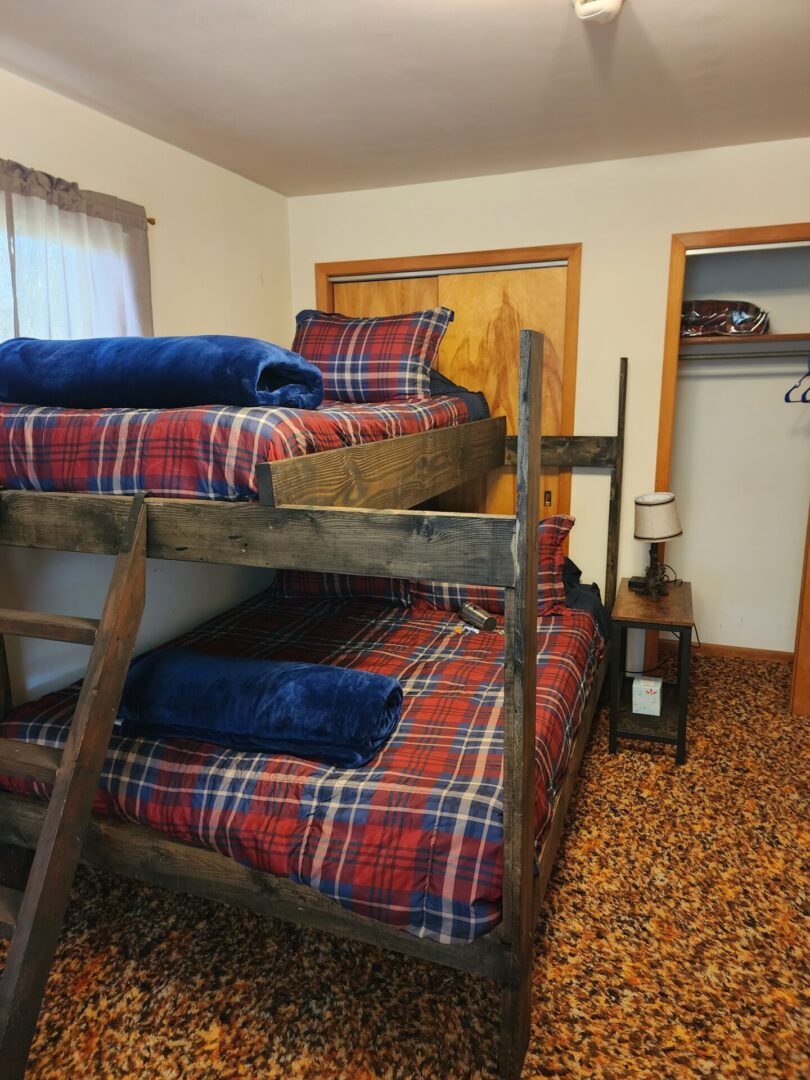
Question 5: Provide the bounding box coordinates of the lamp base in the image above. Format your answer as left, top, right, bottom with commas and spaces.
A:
641, 544, 668, 600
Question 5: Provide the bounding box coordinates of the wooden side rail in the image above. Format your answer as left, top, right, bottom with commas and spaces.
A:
605, 357, 628, 613
258, 416, 506, 508
0, 495, 517, 587
0, 789, 510, 982
503, 434, 618, 468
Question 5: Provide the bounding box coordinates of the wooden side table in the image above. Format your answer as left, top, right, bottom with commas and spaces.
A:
609, 578, 694, 765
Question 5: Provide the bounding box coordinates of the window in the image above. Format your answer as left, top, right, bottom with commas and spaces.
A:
0, 157, 153, 340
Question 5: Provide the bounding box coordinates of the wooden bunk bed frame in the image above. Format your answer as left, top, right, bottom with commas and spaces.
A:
0, 332, 627, 1079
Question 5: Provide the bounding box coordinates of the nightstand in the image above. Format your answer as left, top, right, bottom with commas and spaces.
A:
609, 578, 694, 765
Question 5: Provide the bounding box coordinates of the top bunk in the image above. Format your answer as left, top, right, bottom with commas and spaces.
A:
0, 331, 627, 609
0, 392, 490, 503
0, 328, 494, 501
0, 311, 494, 503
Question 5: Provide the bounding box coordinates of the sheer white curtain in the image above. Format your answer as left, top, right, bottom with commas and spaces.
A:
0, 158, 153, 340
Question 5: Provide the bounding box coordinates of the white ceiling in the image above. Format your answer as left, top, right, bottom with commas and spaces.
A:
1, 0, 808, 196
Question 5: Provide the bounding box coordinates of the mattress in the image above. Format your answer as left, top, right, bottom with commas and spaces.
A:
0, 396, 468, 501
0, 590, 604, 944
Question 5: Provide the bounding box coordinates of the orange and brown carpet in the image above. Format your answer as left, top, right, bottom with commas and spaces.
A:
5, 655, 808, 1078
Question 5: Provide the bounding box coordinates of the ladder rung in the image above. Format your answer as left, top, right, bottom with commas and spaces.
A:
0, 609, 99, 646
0, 885, 23, 938
0, 740, 60, 785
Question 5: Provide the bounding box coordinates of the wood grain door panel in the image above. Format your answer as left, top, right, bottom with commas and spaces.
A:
333, 278, 438, 317
329, 263, 569, 517
437, 267, 566, 515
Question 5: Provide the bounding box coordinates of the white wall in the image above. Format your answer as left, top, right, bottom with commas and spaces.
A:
0, 68, 291, 699
287, 139, 810, 629
671, 248, 810, 651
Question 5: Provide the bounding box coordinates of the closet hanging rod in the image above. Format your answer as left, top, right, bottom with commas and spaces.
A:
679, 348, 810, 362
686, 240, 810, 256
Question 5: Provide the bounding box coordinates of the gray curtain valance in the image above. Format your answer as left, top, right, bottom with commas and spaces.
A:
0, 157, 148, 235
0, 156, 153, 337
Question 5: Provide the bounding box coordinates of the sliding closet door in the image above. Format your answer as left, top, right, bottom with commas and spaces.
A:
329, 257, 572, 515
437, 267, 566, 514
333, 278, 438, 317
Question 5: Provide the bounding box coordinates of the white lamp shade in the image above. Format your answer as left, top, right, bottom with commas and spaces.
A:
634, 492, 682, 542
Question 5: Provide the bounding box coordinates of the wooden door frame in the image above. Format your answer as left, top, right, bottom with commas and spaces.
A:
315, 244, 583, 515
652, 221, 810, 668
791, 507, 810, 716
654, 221, 810, 493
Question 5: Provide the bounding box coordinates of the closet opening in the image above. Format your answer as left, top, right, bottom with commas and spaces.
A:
654, 224, 810, 715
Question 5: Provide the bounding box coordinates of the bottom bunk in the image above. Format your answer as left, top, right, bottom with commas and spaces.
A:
0, 584, 605, 953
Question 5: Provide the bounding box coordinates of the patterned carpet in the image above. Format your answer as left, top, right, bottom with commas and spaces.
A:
5, 655, 808, 1078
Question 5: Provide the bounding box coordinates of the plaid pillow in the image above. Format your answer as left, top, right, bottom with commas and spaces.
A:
412, 515, 574, 617
271, 570, 412, 607
292, 308, 454, 403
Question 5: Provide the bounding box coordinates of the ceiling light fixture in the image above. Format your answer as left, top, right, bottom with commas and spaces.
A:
571, 0, 625, 23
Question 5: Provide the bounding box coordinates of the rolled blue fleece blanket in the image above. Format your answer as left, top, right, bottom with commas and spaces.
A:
0, 335, 324, 409
118, 648, 403, 768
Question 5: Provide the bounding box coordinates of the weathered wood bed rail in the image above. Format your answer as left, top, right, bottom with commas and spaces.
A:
258, 414, 507, 509
0, 333, 627, 1079
0, 493, 519, 586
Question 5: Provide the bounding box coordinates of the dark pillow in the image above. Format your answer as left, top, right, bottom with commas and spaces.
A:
429, 368, 490, 421
292, 308, 454, 403
412, 515, 574, 617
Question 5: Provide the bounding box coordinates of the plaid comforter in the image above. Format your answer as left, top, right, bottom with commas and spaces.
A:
0, 592, 603, 944
0, 396, 467, 500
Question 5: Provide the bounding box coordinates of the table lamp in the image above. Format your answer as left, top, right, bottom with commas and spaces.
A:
633, 492, 682, 599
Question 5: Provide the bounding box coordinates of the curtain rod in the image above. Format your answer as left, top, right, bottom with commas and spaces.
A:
147, 216, 156, 225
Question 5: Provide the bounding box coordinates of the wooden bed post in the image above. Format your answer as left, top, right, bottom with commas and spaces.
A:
0, 638, 10, 721
604, 356, 628, 613
499, 330, 543, 1079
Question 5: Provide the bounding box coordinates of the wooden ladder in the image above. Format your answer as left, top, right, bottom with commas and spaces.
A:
0, 493, 147, 1078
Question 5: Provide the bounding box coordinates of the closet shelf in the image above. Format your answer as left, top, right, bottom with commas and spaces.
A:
680, 332, 810, 346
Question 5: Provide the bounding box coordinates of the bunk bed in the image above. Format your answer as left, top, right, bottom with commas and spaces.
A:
0, 332, 627, 1079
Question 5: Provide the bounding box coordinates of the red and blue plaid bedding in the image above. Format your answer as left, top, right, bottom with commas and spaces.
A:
0, 592, 604, 944
0, 395, 467, 501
